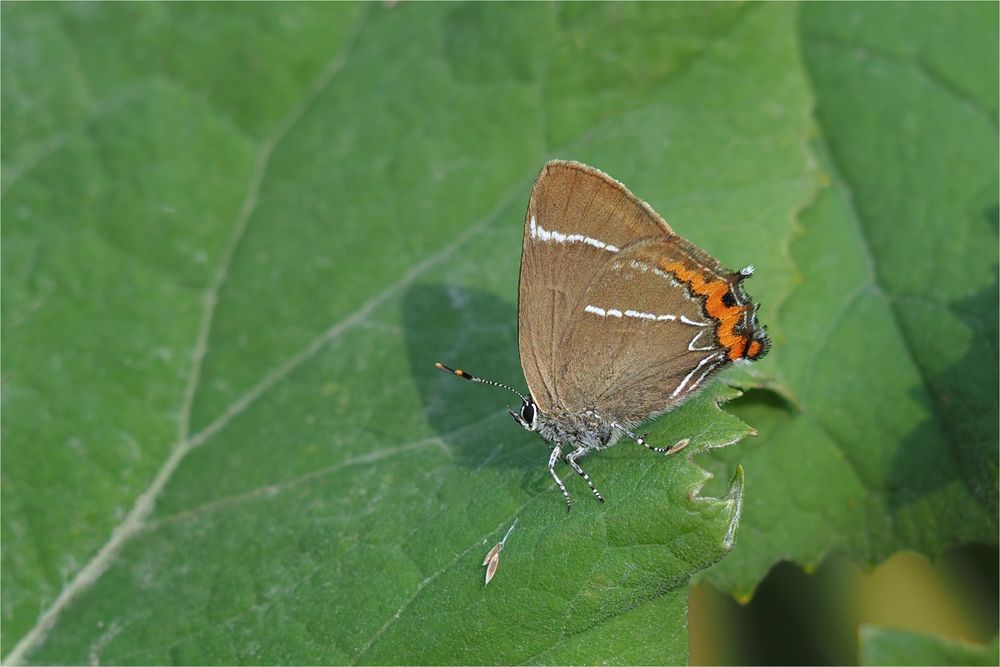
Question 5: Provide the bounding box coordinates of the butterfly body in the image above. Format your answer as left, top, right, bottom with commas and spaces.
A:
439, 160, 769, 512
529, 407, 619, 454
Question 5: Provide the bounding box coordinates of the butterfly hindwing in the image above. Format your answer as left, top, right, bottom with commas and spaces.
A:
553, 238, 740, 423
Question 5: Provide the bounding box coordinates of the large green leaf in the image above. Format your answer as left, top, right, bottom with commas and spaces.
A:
859, 626, 999, 667
703, 2, 999, 597
2, 3, 818, 664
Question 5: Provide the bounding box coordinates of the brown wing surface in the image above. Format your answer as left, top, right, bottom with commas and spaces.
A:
517, 161, 674, 412
553, 238, 738, 423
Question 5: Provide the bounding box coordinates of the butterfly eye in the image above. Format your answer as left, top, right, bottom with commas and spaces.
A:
722, 291, 738, 308
520, 400, 536, 429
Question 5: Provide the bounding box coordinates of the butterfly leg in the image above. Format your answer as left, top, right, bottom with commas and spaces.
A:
613, 423, 689, 456
548, 446, 573, 512
565, 446, 605, 504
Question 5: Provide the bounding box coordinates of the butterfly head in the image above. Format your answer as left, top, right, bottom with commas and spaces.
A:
509, 396, 537, 431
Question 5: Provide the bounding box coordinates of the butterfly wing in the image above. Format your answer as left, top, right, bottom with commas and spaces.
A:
518, 161, 675, 413
554, 236, 761, 423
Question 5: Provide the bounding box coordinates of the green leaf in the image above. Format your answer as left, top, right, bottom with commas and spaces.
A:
3, 3, 819, 664
703, 2, 999, 597
859, 626, 999, 667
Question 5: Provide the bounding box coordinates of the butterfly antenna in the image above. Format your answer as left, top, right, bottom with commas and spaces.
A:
435, 362, 528, 403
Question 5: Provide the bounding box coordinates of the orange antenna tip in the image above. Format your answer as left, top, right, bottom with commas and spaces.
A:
435, 362, 467, 379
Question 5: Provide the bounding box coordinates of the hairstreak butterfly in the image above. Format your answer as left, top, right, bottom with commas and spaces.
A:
438, 160, 770, 511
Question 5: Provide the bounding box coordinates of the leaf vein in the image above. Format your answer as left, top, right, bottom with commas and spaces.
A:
0, 10, 371, 664
816, 137, 957, 454
805, 34, 998, 131
349, 498, 540, 665
149, 414, 507, 529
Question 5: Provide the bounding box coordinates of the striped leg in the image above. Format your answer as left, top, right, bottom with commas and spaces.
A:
613, 423, 689, 455
565, 446, 605, 504
548, 446, 573, 512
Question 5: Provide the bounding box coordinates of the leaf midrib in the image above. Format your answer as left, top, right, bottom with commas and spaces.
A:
2, 8, 376, 663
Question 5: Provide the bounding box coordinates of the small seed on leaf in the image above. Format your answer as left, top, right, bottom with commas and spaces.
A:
482, 518, 518, 586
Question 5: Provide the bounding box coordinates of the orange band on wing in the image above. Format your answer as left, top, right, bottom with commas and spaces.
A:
662, 261, 748, 361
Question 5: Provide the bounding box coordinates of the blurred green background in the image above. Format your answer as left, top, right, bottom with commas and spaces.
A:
690, 545, 998, 665
3, 2, 997, 665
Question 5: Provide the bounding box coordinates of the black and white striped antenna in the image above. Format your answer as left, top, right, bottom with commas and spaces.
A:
435, 362, 528, 403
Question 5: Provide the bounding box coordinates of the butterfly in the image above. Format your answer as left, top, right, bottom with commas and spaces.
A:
438, 160, 769, 511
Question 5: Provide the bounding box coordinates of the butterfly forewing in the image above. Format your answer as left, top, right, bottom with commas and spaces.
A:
518, 161, 674, 412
